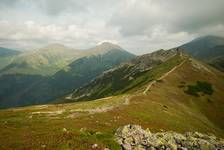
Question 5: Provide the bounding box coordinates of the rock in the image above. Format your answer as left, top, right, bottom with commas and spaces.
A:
80, 127, 87, 132
115, 125, 224, 150
198, 139, 216, 150
41, 145, 46, 149
129, 76, 134, 80
92, 143, 98, 149
133, 145, 145, 150
62, 128, 67, 132
168, 143, 177, 150
95, 131, 102, 135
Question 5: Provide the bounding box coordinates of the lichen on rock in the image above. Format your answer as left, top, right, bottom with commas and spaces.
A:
115, 124, 224, 150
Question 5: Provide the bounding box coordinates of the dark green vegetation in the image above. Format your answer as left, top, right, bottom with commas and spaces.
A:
67, 49, 179, 102
0, 43, 135, 109
184, 81, 214, 97
0, 74, 45, 108
180, 35, 224, 71
0, 53, 223, 149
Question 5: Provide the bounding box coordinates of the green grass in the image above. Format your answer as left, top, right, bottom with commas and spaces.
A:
128, 111, 151, 122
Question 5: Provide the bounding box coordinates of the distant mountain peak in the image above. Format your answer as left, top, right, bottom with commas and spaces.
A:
97, 42, 122, 49
85, 41, 126, 56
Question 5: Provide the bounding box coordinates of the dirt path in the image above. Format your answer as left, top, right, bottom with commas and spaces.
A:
30, 95, 131, 118
143, 60, 186, 95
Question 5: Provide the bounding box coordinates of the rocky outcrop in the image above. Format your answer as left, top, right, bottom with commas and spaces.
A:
115, 125, 224, 150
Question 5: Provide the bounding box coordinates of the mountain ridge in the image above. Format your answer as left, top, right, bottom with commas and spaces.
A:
180, 35, 224, 71
62, 48, 181, 103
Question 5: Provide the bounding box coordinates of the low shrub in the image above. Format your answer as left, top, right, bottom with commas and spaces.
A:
184, 81, 214, 97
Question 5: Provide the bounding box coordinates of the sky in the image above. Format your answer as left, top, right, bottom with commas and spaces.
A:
0, 0, 224, 54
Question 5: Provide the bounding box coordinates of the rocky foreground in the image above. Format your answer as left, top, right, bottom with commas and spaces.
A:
115, 125, 224, 150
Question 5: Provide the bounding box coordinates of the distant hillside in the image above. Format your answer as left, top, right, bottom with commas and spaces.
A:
49, 48, 135, 95
0, 43, 134, 76
0, 44, 83, 76
180, 35, 224, 71
206, 45, 224, 71
63, 48, 180, 102
83, 42, 126, 55
0, 44, 135, 108
0, 47, 21, 70
0, 47, 20, 57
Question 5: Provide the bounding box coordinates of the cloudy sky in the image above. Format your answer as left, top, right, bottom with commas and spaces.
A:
0, 0, 224, 54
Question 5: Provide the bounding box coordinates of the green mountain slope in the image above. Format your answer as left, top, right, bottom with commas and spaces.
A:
0, 74, 45, 108
0, 45, 135, 108
0, 47, 21, 70
180, 35, 224, 71
206, 45, 224, 71
0, 43, 132, 76
0, 44, 83, 76
49, 48, 135, 95
63, 49, 180, 102
0, 52, 223, 149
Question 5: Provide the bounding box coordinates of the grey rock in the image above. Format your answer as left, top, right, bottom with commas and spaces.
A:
115, 125, 224, 150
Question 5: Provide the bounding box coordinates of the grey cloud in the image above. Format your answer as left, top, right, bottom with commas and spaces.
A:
0, 0, 120, 16
0, 0, 20, 8
0, 0, 223, 54
108, 0, 224, 37
36, 0, 88, 16
0, 0, 89, 16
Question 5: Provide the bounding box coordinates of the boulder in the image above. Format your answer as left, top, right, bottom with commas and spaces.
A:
115, 125, 224, 150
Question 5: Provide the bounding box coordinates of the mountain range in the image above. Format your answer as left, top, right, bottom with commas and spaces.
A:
0, 36, 224, 109
0, 43, 135, 108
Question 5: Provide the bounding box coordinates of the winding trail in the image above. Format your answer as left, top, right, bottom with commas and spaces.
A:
143, 59, 186, 95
